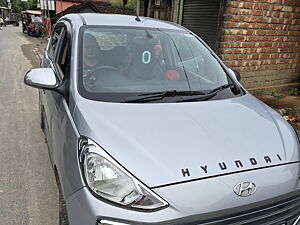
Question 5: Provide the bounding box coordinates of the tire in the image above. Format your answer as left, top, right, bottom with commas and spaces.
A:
59, 189, 69, 225
55, 171, 69, 225
34, 30, 40, 37
39, 94, 44, 131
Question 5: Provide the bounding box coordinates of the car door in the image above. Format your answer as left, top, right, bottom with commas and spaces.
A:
42, 23, 70, 164
41, 21, 84, 197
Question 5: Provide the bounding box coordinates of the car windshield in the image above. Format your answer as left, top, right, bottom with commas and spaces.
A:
78, 27, 238, 102
31, 15, 42, 23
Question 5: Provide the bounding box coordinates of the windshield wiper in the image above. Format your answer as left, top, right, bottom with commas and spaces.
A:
177, 83, 236, 102
124, 90, 206, 103
124, 84, 236, 103
206, 83, 236, 95
177, 92, 218, 102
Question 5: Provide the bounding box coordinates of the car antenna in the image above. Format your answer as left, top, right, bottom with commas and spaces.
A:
145, 30, 153, 38
135, 15, 141, 22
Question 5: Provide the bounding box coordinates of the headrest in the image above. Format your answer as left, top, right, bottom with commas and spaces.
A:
130, 36, 158, 52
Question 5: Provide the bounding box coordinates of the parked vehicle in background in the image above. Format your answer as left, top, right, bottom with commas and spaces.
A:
0, 17, 4, 27
21, 10, 43, 37
24, 14, 300, 225
0, 6, 9, 27
5, 13, 20, 26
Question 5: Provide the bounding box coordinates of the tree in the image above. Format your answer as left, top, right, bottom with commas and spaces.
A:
0, 0, 7, 7
12, 0, 22, 12
11, 0, 38, 12
110, 0, 137, 10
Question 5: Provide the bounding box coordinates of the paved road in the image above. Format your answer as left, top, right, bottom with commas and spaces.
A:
0, 26, 58, 225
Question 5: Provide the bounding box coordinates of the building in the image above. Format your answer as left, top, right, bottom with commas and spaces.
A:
137, 0, 180, 22
0, 6, 9, 19
38, 0, 56, 17
52, 1, 134, 23
137, 0, 300, 92
37, 0, 111, 17
54, 0, 83, 14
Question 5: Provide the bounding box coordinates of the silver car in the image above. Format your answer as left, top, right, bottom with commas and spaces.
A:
24, 14, 300, 225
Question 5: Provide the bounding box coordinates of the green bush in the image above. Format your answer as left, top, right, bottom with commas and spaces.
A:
288, 88, 300, 96
110, 0, 137, 9
271, 89, 285, 99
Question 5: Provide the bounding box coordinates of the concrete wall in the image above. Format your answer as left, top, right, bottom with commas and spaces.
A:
219, 0, 300, 89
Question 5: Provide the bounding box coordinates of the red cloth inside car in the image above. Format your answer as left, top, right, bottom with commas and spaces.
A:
164, 70, 180, 80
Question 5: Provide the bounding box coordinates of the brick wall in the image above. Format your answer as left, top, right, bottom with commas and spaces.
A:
219, 0, 300, 89
55, 2, 81, 14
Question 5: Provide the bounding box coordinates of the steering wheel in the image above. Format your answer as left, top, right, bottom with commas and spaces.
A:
86, 65, 121, 76
84, 65, 124, 91
85, 65, 120, 84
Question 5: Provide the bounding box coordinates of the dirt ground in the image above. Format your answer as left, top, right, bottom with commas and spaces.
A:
258, 95, 300, 109
257, 95, 300, 134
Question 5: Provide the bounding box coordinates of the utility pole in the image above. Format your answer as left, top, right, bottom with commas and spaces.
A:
147, 0, 152, 17
46, 0, 49, 17
136, 0, 140, 16
122, 0, 127, 14
6, 0, 11, 12
43, 0, 46, 16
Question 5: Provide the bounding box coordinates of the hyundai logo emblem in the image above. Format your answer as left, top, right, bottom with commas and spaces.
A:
233, 181, 256, 197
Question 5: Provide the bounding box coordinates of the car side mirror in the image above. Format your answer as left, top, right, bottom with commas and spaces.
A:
24, 68, 59, 89
229, 69, 241, 82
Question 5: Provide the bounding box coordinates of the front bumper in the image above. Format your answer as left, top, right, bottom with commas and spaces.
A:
98, 216, 300, 225
66, 163, 300, 225
67, 188, 300, 225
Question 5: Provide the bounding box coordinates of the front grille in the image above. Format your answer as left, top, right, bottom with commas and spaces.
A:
97, 194, 300, 225
199, 195, 300, 225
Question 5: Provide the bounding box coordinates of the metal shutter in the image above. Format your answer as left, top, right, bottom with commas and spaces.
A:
182, 0, 223, 50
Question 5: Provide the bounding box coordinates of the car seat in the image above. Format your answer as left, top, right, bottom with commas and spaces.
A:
126, 36, 164, 80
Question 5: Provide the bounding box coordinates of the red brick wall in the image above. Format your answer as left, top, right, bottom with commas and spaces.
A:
56, 2, 81, 14
220, 0, 300, 89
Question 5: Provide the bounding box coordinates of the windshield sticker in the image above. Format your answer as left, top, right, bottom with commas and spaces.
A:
142, 51, 151, 64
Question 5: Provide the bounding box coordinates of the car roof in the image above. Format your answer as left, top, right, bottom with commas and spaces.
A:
73, 13, 186, 31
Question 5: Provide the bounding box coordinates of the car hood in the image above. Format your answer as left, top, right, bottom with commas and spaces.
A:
73, 93, 299, 188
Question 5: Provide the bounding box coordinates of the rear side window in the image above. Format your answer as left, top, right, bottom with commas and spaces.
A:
48, 25, 63, 60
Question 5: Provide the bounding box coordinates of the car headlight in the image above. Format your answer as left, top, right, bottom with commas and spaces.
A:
79, 137, 168, 210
